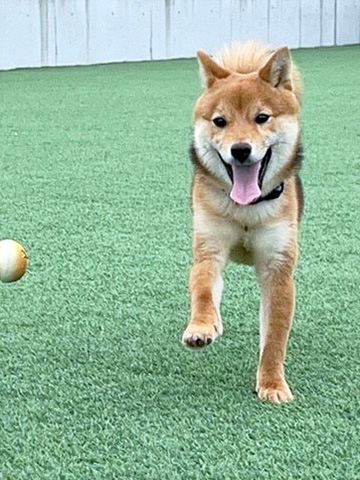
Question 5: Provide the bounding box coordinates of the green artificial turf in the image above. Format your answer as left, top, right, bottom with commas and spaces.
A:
1, 45, 360, 479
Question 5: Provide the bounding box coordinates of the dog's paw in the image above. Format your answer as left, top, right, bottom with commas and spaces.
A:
182, 321, 221, 348
256, 375, 294, 404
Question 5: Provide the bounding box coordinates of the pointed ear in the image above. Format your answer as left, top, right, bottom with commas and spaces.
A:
259, 47, 292, 90
197, 50, 231, 88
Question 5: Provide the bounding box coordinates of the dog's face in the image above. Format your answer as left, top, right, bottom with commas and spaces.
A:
194, 48, 300, 206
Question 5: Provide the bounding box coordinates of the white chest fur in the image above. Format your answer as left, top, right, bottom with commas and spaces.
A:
194, 191, 296, 271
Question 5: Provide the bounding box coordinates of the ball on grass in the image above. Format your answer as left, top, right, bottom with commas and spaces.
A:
0, 239, 28, 283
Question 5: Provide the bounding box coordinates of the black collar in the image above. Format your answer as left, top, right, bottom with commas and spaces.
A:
251, 182, 284, 205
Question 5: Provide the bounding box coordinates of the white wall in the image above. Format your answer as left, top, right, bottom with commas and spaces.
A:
1, 0, 359, 70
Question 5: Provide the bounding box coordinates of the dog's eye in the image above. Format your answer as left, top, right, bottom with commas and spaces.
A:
255, 113, 270, 124
213, 117, 227, 128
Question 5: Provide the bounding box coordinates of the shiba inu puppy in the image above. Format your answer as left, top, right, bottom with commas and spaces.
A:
183, 42, 304, 403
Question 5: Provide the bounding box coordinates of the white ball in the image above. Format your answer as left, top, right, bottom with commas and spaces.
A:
0, 239, 28, 283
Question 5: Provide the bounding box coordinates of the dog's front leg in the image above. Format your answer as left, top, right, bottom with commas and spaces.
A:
256, 261, 296, 403
183, 236, 227, 348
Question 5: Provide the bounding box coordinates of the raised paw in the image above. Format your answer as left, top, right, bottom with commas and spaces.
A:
182, 322, 221, 349
256, 375, 294, 404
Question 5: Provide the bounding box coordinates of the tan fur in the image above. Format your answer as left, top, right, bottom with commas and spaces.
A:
216, 41, 273, 73
183, 41, 303, 404
215, 41, 302, 102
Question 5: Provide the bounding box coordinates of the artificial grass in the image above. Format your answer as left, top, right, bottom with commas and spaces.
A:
0, 45, 360, 479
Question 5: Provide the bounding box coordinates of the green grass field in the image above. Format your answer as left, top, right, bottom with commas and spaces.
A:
1, 45, 360, 479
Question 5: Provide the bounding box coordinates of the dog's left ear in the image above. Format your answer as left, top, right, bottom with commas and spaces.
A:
259, 47, 292, 90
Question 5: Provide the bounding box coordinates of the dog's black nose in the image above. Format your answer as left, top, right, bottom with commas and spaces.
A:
231, 143, 252, 163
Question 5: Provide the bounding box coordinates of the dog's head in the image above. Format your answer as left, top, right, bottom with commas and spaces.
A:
194, 46, 301, 206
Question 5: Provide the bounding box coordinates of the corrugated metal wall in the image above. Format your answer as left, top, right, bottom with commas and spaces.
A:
1, 0, 359, 70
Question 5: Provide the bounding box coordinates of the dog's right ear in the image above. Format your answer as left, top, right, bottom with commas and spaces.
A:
197, 50, 231, 88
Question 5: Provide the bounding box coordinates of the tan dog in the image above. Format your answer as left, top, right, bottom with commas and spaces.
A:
183, 42, 303, 403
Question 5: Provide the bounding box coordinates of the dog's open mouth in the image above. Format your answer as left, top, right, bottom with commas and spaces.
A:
219, 148, 272, 206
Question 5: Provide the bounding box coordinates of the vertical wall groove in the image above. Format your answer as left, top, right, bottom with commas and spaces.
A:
149, 8, 153, 60
319, 0, 323, 45
39, 0, 48, 66
165, 0, 171, 58
85, 0, 90, 64
299, 0, 302, 47
334, 0, 337, 46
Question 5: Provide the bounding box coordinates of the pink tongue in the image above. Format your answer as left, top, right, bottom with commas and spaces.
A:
230, 163, 262, 206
